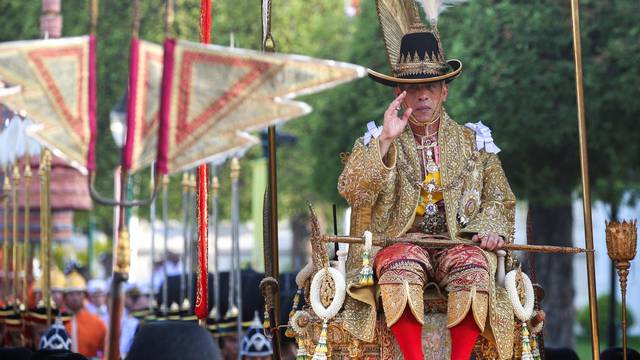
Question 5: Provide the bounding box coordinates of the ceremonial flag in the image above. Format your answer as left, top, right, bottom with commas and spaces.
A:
156, 39, 366, 175
0, 36, 96, 172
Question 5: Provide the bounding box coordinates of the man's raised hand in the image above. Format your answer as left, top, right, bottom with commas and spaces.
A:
378, 91, 413, 158
381, 91, 413, 142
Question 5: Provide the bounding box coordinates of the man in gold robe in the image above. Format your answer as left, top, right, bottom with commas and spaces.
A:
337, 4, 516, 359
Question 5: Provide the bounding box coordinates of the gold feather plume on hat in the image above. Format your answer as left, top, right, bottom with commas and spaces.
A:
375, 0, 421, 68
375, 0, 468, 68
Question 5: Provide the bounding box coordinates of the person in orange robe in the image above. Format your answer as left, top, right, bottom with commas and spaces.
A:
64, 270, 107, 358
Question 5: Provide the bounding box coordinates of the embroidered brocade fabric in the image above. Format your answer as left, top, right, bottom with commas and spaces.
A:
338, 112, 516, 358
375, 243, 490, 330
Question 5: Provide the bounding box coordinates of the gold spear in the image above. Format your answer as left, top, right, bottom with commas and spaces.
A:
22, 161, 32, 306
11, 163, 20, 308
38, 150, 52, 325
2, 168, 10, 304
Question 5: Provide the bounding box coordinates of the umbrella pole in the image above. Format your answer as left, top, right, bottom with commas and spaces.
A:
11, 164, 20, 307
22, 161, 32, 306
2, 167, 10, 305
162, 176, 170, 313
106, 167, 131, 360
211, 168, 220, 320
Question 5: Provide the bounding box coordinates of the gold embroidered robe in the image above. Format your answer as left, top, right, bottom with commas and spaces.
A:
337, 112, 516, 358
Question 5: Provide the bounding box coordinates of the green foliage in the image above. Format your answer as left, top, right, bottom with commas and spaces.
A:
576, 293, 635, 339
580, 0, 640, 211
441, 0, 640, 207
0, 2, 41, 41
304, 0, 391, 209
442, 0, 581, 206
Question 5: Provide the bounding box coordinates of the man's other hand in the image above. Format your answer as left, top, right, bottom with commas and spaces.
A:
471, 232, 504, 251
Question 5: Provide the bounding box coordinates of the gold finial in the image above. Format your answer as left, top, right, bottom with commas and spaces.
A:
264, 35, 276, 52
208, 306, 218, 319
181, 172, 189, 191
169, 302, 180, 312
606, 220, 637, 263
162, 174, 170, 186
189, 173, 196, 189
225, 305, 239, 319
605, 219, 637, 359
212, 176, 219, 196
115, 228, 131, 276
12, 162, 21, 182
24, 162, 32, 179
181, 298, 191, 311
3, 169, 10, 192
230, 158, 240, 181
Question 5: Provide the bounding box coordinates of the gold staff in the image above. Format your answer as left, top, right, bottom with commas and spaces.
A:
570, 0, 599, 357
39, 150, 52, 325
180, 173, 189, 306
2, 167, 10, 304
22, 160, 32, 306
210, 171, 220, 320
187, 173, 196, 310
230, 158, 242, 344
161, 175, 170, 314
11, 163, 20, 308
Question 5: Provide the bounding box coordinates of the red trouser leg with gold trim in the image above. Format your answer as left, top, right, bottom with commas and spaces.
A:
375, 243, 431, 360
435, 245, 490, 360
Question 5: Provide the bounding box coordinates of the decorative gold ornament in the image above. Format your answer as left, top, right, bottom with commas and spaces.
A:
605, 220, 637, 360
114, 227, 131, 275
358, 231, 374, 286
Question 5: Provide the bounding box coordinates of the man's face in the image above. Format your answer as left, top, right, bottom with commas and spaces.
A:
396, 81, 448, 123
52, 290, 65, 310
88, 291, 106, 307
221, 336, 239, 360
64, 291, 85, 313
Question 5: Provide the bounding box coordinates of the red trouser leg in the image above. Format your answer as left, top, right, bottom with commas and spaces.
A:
449, 312, 481, 360
390, 308, 424, 360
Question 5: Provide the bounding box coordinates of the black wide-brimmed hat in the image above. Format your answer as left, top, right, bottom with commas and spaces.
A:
368, 0, 462, 87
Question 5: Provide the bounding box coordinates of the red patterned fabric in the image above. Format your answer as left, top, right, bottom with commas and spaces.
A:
449, 312, 481, 360
433, 245, 489, 293
374, 243, 489, 292
390, 308, 424, 360
374, 243, 432, 278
